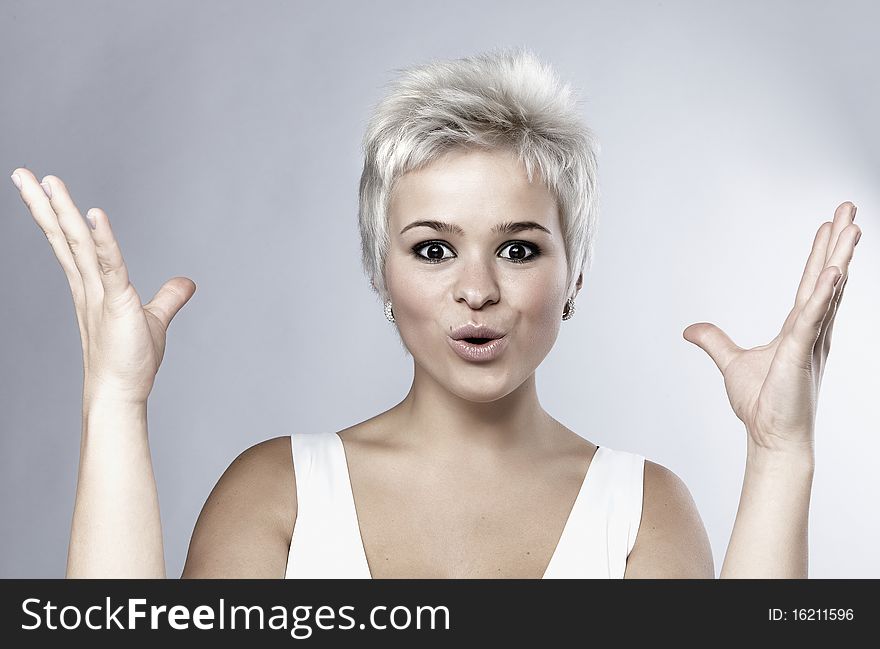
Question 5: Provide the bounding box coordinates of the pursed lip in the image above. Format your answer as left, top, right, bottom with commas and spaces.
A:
448, 323, 506, 341
446, 332, 510, 362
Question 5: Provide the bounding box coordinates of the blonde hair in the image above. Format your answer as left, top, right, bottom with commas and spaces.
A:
358, 46, 600, 302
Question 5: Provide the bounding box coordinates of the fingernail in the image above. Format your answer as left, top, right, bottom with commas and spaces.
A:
10, 173, 22, 190
852, 204, 858, 220
855, 230, 861, 245
86, 209, 97, 230
40, 180, 52, 199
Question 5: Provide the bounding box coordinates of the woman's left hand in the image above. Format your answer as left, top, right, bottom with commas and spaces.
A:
683, 201, 861, 455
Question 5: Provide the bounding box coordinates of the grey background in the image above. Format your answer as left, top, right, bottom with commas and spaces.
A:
1, 0, 877, 578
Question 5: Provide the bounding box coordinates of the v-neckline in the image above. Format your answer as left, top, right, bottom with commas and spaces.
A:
333, 432, 602, 579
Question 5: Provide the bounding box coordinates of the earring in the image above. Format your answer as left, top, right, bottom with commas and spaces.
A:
384, 300, 395, 323
562, 297, 576, 321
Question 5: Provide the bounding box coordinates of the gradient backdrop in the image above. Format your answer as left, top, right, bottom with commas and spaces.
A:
1, 0, 877, 578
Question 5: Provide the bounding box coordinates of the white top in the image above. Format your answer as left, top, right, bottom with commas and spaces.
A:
284, 431, 646, 579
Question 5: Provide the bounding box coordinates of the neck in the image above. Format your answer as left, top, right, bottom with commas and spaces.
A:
387, 361, 557, 464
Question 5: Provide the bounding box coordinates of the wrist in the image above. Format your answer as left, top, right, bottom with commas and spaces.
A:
84, 382, 149, 410
84, 394, 149, 418
82, 397, 149, 446
746, 438, 815, 475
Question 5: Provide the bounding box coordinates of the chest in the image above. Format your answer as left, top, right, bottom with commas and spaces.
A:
347, 456, 591, 579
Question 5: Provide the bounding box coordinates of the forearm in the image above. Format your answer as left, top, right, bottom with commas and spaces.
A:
67, 397, 166, 578
720, 441, 814, 578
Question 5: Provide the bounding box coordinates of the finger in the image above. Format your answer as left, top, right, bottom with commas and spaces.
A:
821, 221, 860, 318
817, 223, 859, 353
826, 222, 861, 277
818, 274, 847, 356
780, 266, 842, 369
682, 322, 741, 374
824, 202, 857, 267
12, 168, 87, 299
145, 277, 198, 331
40, 175, 105, 312
782, 221, 833, 336
11, 168, 91, 352
85, 207, 133, 307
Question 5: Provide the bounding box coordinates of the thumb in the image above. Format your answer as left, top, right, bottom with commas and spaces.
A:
682, 322, 740, 374
144, 277, 197, 330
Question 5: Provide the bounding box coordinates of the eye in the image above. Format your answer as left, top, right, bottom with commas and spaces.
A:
412, 241, 455, 263
499, 241, 540, 264
411, 240, 542, 264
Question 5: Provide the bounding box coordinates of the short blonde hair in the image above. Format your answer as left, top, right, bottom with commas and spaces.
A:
358, 46, 600, 302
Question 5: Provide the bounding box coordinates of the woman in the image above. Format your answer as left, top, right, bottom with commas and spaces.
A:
10, 48, 860, 579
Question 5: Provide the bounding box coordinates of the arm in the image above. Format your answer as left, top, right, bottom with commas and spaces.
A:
68, 398, 165, 578
624, 461, 715, 579
181, 436, 296, 578
682, 201, 859, 578
9, 169, 195, 578
622, 451, 812, 579
720, 444, 813, 578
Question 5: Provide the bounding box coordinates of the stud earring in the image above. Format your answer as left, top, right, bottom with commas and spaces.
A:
562, 297, 576, 321
384, 300, 395, 323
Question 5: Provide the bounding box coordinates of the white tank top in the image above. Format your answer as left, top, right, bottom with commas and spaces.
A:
284, 431, 646, 579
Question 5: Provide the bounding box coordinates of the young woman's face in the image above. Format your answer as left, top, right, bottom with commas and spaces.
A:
385, 146, 580, 402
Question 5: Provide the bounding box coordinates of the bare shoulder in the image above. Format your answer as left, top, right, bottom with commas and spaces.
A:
181, 435, 296, 578
623, 459, 715, 579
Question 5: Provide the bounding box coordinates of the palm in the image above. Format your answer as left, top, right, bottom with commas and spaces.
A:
683, 202, 861, 453
86, 283, 176, 403
717, 335, 817, 450
145, 309, 169, 366
719, 342, 775, 425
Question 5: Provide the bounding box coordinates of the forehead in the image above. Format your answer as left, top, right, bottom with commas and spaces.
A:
389, 147, 559, 231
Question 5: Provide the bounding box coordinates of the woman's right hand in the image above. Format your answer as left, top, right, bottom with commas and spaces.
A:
11, 168, 196, 405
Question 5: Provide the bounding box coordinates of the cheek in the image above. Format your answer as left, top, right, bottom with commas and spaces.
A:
385, 256, 440, 329
519, 281, 562, 313
513, 285, 565, 351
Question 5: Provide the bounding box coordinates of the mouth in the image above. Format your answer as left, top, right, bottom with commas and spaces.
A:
449, 323, 507, 342
446, 334, 509, 362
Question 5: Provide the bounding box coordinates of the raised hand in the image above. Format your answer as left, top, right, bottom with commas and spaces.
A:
11, 168, 196, 405
682, 201, 861, 454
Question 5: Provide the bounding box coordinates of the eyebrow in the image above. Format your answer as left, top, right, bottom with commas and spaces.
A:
399, 220, 553, 236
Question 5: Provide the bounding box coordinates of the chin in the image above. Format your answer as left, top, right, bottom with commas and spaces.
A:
446, 373, 521, 403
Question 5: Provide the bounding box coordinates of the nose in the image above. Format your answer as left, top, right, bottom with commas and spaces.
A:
453, 256, 501, 310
